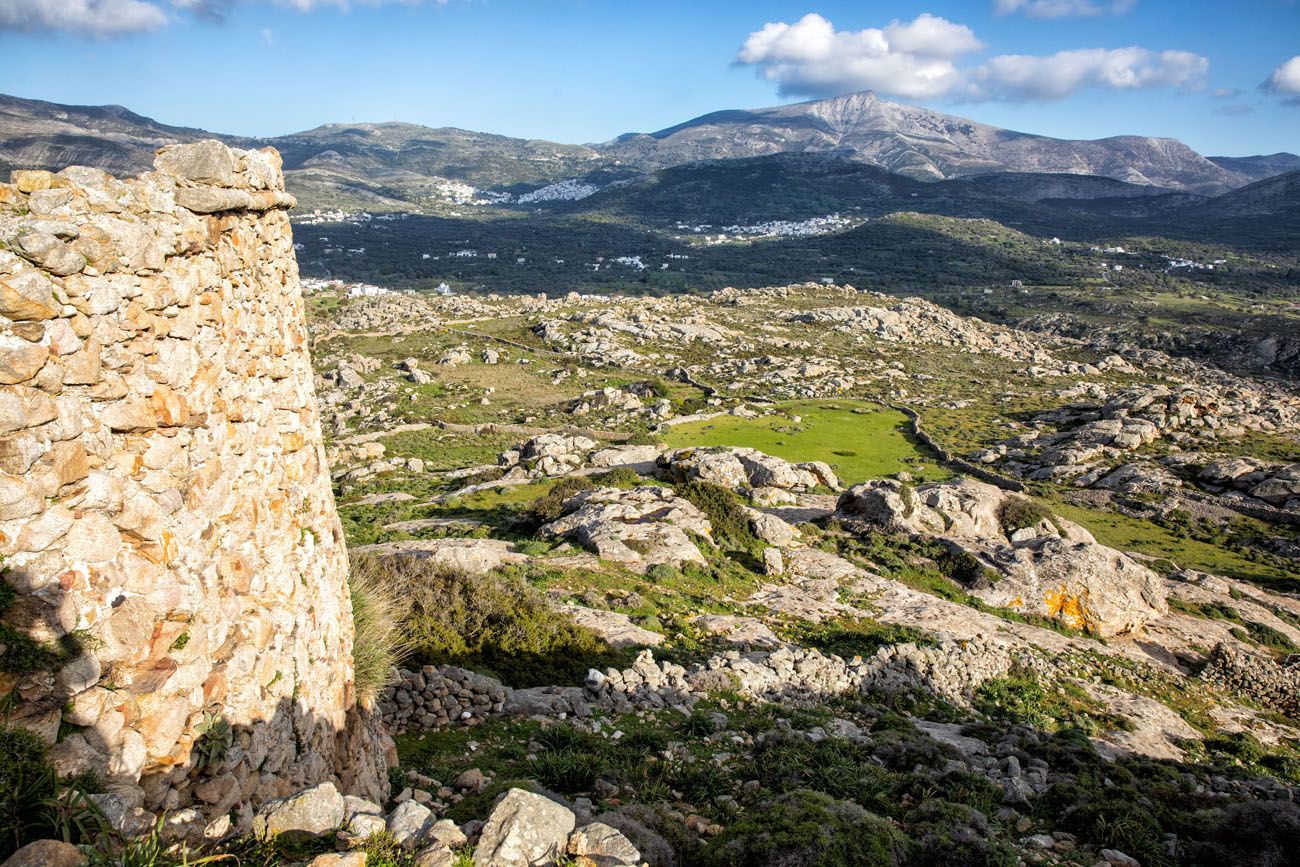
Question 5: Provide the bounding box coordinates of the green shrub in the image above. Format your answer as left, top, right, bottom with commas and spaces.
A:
936, 550, 990, 587
524, 477, 595, 528
349, 556, 414, 701
997, 498, 1052, 534
906, 799, 1016, 867
677, 481, 759, 552
701, 789, 910, 867
592, 467, 643, 489
1, 725, 54, 857
776, 617, 938, 660
1196, 800, 1300, 867
528, 750, 605, 793
670, 761, 731, 803
1203, 731, 1267, 766
370, 557, 622, 686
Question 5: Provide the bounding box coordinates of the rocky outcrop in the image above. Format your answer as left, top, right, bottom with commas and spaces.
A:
1199, 457, 1300, 511
540, 486, 712, 569
836, 479, 1167, 636
474, 788, 576, 867
500, 433, 597, 478
976, 385, 1300, 487
0, 142, 389, 838
658, 446, 839, 494
353, 538, 527, 577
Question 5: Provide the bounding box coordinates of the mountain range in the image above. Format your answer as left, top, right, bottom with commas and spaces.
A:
2, 90, 1297, 219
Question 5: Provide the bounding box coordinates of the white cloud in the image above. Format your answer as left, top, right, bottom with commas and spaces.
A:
993, 0, 1135, 18
0, 0, 168, 36
2, 0, 451, 35
737, 14, 1207, 103
968, 47, 1208, 100
735, 12, 982, 99
259, 25, 272, 43
1262, 55, 1300, 100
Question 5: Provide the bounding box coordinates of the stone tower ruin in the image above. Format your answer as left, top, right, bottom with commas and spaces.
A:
0, 141, 390, 839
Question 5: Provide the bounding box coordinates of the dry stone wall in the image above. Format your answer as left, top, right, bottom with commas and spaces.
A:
0, 141, 390, 840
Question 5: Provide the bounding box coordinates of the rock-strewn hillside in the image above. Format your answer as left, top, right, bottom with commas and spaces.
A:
2, 136, 1298, 861
235, 278, 1300, 866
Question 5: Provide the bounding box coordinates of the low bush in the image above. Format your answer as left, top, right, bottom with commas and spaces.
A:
1195, 800, 1300, 867
936, 550, 992, 587
592, 467, 644, 489
997, 498, 1052, 534
362, 555, 622, 686
522, 476, 594, 528
700, 789, 910, 867
677, 481, 759, 552
1, 724, 107, 859
776, 617, 938, 659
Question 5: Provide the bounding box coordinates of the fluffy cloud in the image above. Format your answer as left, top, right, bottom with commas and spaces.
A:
968, 47, 1208, 100
735, 12, 982, 99
1262, 55, 1300, 102
993, 0, 1135, 17
2, 0, 450, 35
0, 0, 168, 36
737, 13, 1207, 103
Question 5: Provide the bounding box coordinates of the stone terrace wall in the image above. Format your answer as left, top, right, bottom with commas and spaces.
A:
0, 141, 390, 839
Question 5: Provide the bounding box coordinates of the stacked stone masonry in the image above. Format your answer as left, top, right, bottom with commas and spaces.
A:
382, 637, 1020, 735
0, 141, 390, 841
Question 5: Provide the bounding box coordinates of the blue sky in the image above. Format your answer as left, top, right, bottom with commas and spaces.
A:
0, 0, 1297, 156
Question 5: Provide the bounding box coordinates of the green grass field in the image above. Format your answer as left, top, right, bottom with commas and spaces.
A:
663, 400, 946, 485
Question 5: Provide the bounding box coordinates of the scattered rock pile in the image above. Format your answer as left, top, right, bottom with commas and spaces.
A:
1201, 643, 1300, 718
1199, 457, 1300, 511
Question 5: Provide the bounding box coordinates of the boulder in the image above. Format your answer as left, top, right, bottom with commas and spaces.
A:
1, 839, 85, 867
387, 799, 436, 849
978, 536, 1168, 637
835, 478, 1006, 539
252, 782, 346, 841
659, 446, 825, 493
307, 854, 366, 867
154, 140, 236, 186
352, 537, 527, 576
540, 486, 711, 569
473, 788, 576, 867
561, 604, 665, 647
413, 841, 455, 867
568, 821, 643, 867
745, 508, 800, 547
657, 448, 748, 489
836, 478, 1164, 636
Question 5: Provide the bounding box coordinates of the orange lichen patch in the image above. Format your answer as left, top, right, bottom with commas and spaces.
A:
1009, 596, 1024, 608
1044, 585, 1088, 631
